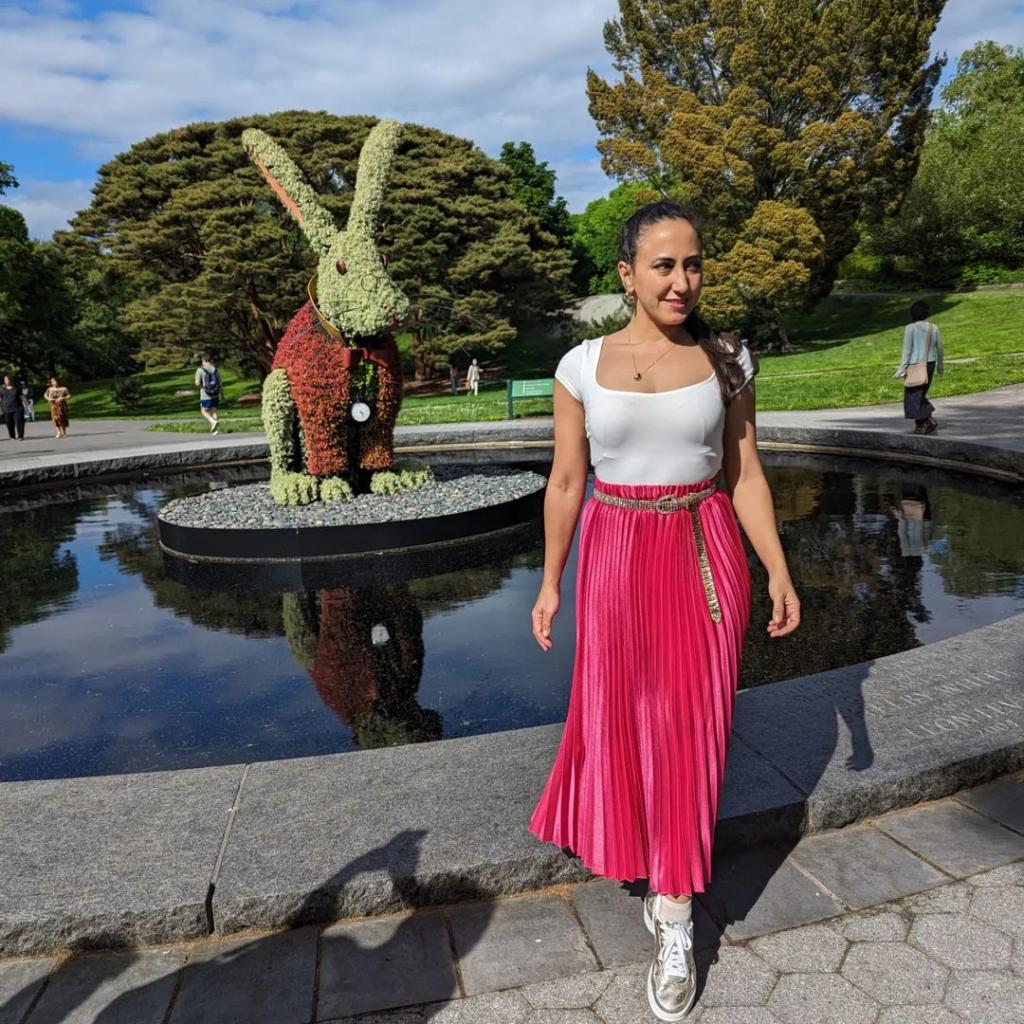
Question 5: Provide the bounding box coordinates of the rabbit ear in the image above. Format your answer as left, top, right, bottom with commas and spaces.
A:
241, 128, 337, 255
347, 119, 402, 238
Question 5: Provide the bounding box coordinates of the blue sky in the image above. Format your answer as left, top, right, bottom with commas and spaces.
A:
2, 0, 1023, 239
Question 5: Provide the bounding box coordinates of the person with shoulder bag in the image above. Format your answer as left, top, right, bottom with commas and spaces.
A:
893, 299, 944, 434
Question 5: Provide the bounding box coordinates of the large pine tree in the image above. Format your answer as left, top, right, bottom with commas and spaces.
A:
65, 112, 572, 377
587, 0, 945, 344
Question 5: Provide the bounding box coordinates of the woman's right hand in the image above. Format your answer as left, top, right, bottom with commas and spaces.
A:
531, 582, 560, 651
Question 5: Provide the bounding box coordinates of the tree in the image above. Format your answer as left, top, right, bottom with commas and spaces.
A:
868, 42, 1024, 285
0, 162, 16, 194
66, 112, 572, 378
0, 203, 79, 378
498, 141, 573, 243
570, 181, 656, 294
586, 0, 945, 345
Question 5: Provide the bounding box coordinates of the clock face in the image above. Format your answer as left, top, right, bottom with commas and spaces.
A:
351, 402, 371, 423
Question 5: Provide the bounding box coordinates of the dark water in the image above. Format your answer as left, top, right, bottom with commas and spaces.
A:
1, 454, 1022, 781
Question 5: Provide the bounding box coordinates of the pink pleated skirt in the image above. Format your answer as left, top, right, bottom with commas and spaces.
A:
529, 476, 751, 896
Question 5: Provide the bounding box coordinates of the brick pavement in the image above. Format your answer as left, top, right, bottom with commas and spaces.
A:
1, 774, 1022, 1024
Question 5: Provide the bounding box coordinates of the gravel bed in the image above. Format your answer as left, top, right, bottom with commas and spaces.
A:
158, 465, 547, 529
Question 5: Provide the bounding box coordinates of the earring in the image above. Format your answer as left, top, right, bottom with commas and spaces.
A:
624, 290, 636, 308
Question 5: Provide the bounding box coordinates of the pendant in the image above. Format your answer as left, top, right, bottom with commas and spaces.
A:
633, 372, 642, 381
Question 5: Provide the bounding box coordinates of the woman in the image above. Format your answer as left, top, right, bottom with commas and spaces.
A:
529, 202, 800, 1021
894, 300, 944, 434
1, 375, 27, 440
44, 377, 71, 438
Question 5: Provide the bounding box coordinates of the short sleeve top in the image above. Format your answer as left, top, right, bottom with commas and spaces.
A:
554, 335, 755, 486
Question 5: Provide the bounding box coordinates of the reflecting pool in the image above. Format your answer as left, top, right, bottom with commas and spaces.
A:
1, 454, 1022, 780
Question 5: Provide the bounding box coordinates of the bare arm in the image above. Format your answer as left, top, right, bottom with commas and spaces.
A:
721, 382, 800, 638
531, 382, 589, 650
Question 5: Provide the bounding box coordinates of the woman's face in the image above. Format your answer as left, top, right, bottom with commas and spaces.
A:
2, 377, 11, 387
50, 378, 58, 387
618, 218, 703, 327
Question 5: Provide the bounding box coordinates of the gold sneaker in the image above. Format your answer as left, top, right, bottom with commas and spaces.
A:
643, 893, 697, 1021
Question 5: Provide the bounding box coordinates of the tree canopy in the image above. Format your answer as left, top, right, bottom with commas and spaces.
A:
498, 141, 573, 244
587, 0, 945, 344
64, 112, 572, 377
866, 41, 1024, 285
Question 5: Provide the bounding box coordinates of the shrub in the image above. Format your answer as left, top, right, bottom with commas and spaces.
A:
113, 375, 147, 411
269, 471, 319, 505
320, 476, 354, 502
262, 369, 296, 474
958, 264, 1024, 286
369, 460, 434, 495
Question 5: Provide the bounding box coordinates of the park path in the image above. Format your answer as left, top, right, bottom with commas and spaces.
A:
2, 384, 1021, 471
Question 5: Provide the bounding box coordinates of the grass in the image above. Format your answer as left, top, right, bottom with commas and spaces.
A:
36, 288, 1024, 430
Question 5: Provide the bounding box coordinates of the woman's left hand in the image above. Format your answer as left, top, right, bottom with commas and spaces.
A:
767, 574, 801, 638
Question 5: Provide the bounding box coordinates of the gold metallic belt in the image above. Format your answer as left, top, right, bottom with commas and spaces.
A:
592, 484, 722, 623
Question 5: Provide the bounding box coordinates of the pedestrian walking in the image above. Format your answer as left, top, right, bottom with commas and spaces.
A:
893, 300, 944, 434
529, 201, 800, 1021
448, 364, 459, 396
1, 375, 27, 440
194, 352, 221, 434
466, 357, 481, 396
21, 383, 35, 422
43, 376, 71, 438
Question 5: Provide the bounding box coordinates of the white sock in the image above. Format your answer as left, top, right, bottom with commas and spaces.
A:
657, 895, 693, 925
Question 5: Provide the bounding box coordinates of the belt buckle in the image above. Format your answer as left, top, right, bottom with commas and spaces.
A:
654, 494, 678, 514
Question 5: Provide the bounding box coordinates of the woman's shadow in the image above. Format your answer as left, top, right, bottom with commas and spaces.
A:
1, 828, 494, 1023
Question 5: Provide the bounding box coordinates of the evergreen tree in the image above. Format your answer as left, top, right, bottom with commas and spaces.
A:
66, 112, 573, 377
587, 0, 945, 345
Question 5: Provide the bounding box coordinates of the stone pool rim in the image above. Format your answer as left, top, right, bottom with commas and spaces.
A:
0, 421, 1021, 957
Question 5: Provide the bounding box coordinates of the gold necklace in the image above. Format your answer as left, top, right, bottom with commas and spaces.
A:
626, 325, 674, 381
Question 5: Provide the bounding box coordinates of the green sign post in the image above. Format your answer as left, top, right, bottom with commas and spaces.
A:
506, 378, 555, 418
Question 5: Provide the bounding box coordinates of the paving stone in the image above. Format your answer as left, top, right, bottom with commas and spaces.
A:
592, 968, 702, 1024
967, 861, 1024, 887
169, 927, 317, 1024
956, 773, 1024, 835
448, 895, 596, 996
700, 846, 844, 941
0, 957, 54, 1024
697, 947, 777, 1007
875, 801, 1024, 877
27, 948, 184, 1024
970, 885, 1024, 940
318, 909, 456, 1019
876, 1008, 962, 1024
426, 989, 532, 1023
910, 913, 1013, 970
568, 881, 653, 968
841, 942, 947, 1005
332, 1012, 423, 1024
901, 881, 973, 915
788, 824, 947, 909
521, 970, 612, 1009
944, 969, 1024, 1022
0, 764, 244, 955
527, 1011, 602, 1024
749, 924, 847, 972
1014, 939, 1024, 978
767, 973, 878, 1024
699, 1010, 781, 1024
827, 909, 909, 942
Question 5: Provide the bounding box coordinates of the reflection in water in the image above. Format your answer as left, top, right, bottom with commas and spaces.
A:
283, 587, 442, 749
1, 457, 1023, 780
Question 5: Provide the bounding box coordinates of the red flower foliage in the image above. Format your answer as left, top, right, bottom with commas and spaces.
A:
272, 303, 404, 477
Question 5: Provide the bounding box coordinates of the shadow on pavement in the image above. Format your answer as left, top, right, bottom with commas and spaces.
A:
1, 829, 494, 1023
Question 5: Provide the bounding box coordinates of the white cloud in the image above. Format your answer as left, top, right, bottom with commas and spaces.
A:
933, 0, 1024, 65
4, 177, 94, 237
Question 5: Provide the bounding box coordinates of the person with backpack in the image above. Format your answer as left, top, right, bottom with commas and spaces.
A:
194, 353, 221, 434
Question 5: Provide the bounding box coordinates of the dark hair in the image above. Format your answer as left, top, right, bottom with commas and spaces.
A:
910, 300, 930, 321
50, 375, 63, 387
619, 201, 752, 403
200, 351, 212, 362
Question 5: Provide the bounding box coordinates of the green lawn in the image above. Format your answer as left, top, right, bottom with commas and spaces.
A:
38, 289, 1024, 429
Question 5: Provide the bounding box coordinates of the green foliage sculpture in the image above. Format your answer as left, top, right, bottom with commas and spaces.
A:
244, 119, 430, 504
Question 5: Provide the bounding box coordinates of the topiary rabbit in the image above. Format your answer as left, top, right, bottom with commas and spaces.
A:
243, 119, 424, 504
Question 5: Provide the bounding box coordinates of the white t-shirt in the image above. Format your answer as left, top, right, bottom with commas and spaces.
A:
554, 335, 755, 485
